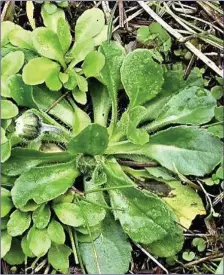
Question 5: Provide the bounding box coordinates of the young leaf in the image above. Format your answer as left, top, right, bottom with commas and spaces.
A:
8, 29, 34, 50
1, 21, 16, 46
3, 238, 25, 265
145, 86, 216, 132
41, 4, 65, 33
32, 27, 65, 68
72, 88, 87, 105
32, 204, 51, 229
48, 243, 71, 274
8, 74, 37, 108
63, 69, 78, 90
47, 220, 66, 244
57, 17, 72, 54
1, 76, 11, 97
93, 25, 108, 46
1, 51, 25, 76
72, 103, 91, 135
26, 1, 36, 29
1, 100, 18, 119
1, 230, 12, 258
162, 181, 206, 228
80, 214, 132, 274
67, 124, 109, 156
76, 74, 88, 92
182, 251, 195, 261
22, 57, 60, 85
121, 49, 164, 107
108, 126, 222, 176
1, 140, 12, 163
11, 161, 79, 208
66, 38, 95, 66
75, 8, 105, 42
82, 51, 105, 78
53, 202, 84, 227
2, 148, 72, 176
104, 160, 183, 257
45, 66, 62, 91
7, 210, 31, 236
27, 227, 51, 257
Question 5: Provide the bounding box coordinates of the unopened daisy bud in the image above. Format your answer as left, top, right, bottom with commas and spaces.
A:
16, 111, 62, 140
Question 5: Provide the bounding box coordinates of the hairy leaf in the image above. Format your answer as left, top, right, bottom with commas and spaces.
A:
146, 86, 216, 132
11, 161, 79, 208
80, 214, 132, 274
57, 17, 72, 54
32, 27, 65, 67
41, 4, 65, 33
8, 29, 34, 50
1, 21, 17, 46
1, 230, 12, 258
67, 124, 109, 156
121, 49, 164, 107
82, 51, 105, 78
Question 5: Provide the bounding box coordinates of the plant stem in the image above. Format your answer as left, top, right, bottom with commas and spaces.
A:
67, 226, 79, 264
73, 230, 86, 274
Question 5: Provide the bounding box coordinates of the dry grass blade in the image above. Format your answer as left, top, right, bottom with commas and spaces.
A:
138, 1, 223, 77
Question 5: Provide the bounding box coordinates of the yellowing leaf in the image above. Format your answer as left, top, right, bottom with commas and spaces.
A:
163, 181, 206, 228
26, 1, 36, 29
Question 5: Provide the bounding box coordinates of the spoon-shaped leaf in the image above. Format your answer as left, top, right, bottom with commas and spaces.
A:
1, 100, 18, 119
7, 210, 31, 237
32, 27, 65, 68
121, 49, 164, 107
11, 161, 79, 209
1, 51, 25, 76
75, 8, 105, 42
8, 29, 34, 50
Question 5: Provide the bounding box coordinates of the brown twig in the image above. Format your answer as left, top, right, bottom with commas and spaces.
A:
45, 91, 70, 113
118, 0, 124, 28
117, 159, 158, 168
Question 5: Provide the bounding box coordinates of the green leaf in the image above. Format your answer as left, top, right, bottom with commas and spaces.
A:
1, 140, 12, 163
146, 167, 175, 181
27, 227, 51, 257
53, 202, 84, 227
82, 51, 105, 78
215, 259, 224, 274
211, 86, 223, 100
1, 51, 25, 76
67, 124, 109, 156
8, 28, 34, 50
208, 124, 223, 138
57, 17, 72, 54
47, 219, 66, 244
108, 126, 222, 176
63, 69, 78, 90
33, 204, 51, 229
121, 49, 164, 108
48, 243, 71, 274
1, 217, 9, 230
75, 8, 105, 42
162, 181, 206, 228
1, 100, 18, 119
32, 27, 65, 68
146, 86, 216, 132
2, 148, 72, 176
90, 81, 111, 127
26, 1, 36, 29
72, 103, 91, 135
192, 237, 206, 252
214, 106, 223, 121
1, 21, 17, 46
1, 230, 12, 258
21, 235, 35, 258
11, 161, 79, 208
1, 195, 13, 218
45, 66, 62, 91
72, 88, 87, 105
22, 57, 60, 85
1, 76, 11, 97
216, 166, 224, 180
66, 39, 95, 66
93, 25, 108, 46
137, 23, 171, 53
41, 4, 65, 33
182, 251, 195, 261
8, 74, 37, 108
104, 160, 183, 257
1, 128, 8, 144
142, 65, 204, 122
7, 210, 31, 236
80, 214, 132, 274
99, 41, 125, 115
76, 74, 88, 92
127, 106, 149, 145
4, 238, 25, 265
